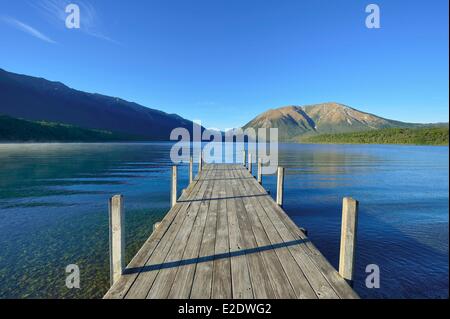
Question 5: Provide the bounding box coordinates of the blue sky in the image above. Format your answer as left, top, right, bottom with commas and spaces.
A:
0, 0, 448, 129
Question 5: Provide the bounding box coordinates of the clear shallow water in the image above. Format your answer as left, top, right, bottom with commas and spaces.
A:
0, 143, 448, 299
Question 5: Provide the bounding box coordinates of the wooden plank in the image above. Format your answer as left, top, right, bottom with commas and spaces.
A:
211, 167, 232, 299
229, 166, 276, 299
233, 165, 295, 297
146, 165, 216, 299
124, 167, 213, 299
188, 165, 222, 298
249, 170, 359, 299
104, 177, 201, 299
168, 165, 219, 298
234, 166, 316, 299
232, 179, 296, 299
238, 167, 338, 299
225, 166, 254, 299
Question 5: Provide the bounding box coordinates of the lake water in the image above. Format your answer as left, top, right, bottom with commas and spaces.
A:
0, 143, 448, 299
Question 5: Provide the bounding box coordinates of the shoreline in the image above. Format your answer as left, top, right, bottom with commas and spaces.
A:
0, 141, 448, 147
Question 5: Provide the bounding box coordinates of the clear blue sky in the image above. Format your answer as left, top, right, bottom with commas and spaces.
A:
1, 0, 448, 129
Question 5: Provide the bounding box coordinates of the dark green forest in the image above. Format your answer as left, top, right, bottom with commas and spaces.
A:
301, 127, 449, 146
0, 115, 141, 142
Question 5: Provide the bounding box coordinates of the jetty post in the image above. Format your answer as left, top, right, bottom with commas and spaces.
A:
108, 195, 125, 286
171, 166, 178, 208
276, 167, 285, 206
198, 151, 203, 173
257, 158, 263, 184
189, 156, 193, 184
339, 197, 359, 286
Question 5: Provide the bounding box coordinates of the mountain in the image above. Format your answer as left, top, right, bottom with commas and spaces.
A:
243, 103, 425, 141
0, 68, 195, 140
0, 115, 143, 142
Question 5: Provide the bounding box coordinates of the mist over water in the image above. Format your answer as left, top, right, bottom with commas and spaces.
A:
0, 143, 448, 298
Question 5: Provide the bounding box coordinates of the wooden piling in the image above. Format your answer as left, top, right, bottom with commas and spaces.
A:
339, 197, 359, 286
198, 151, 203, 173
171, 166, 177, 208
257, 158, 262, 184
189, 156, 193, 184
276, 167, 284, 206
108, 195, 125, 286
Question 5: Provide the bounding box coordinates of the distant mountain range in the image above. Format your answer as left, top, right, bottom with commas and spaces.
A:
243, 103, 446, 142
0, 68, 196, 140
0, 68, 447, 143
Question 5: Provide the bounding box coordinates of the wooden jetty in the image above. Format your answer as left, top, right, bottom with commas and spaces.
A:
104, 161, 359, 299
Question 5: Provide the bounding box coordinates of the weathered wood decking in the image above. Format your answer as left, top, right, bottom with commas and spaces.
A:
104, 164, 358, 299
